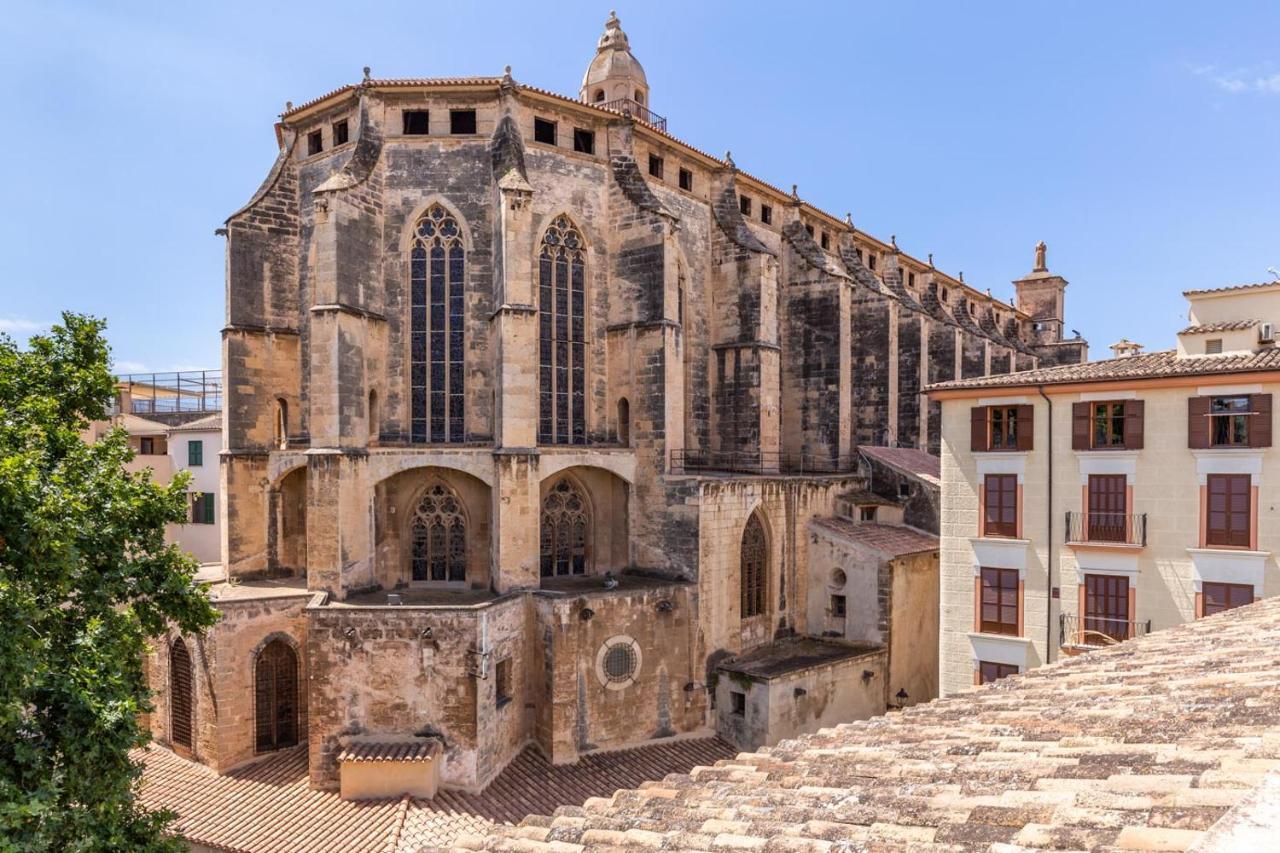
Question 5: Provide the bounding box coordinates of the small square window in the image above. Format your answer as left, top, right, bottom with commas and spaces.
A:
648, 153, 664, 179
495, 658, 513, 707
332, 120, 349, 146
533, 117, 557, 145
450, 109, 477, 135
760, 204, 772, 225
859, 506, 877, 522
730, 691, 746, 717
830, 594, 847, 618
739, 195, 752, 216
140, 437, 156, 455
573, 127, 595, 154
403, 110, 430, 135
820, 231, 830, 250
1205, 338, 1223, 355
678, 167, 693, 191
307, 130, 323, 155
804, 223, 814, 237
856, 248, 864, 261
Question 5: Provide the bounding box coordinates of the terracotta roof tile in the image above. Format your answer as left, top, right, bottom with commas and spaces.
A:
926, 347, 1280, 392
478, 596, 1280, 851
338, 740, 439, 763
811, 519, 939, 558
139, 736, 734, 852
1179, 319, 1260, 335
1183, 281, 1280, 297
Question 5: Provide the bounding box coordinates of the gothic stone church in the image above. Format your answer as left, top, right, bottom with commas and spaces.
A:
146, 13, 1086, 795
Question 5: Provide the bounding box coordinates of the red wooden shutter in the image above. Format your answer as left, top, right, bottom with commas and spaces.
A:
170, 638, 193, 749
1015, 404, 1034, 451
971, 406, 989, 452
1188, 396, 1211, 448
1123, 400, 1145, 449
1072, 402, 1091, 450
1251, 393, 1272, 448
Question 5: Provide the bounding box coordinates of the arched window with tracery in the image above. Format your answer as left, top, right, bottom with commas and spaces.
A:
254, 639, 298, 752
169, 637, 194, 750
540, 479, 589, 577
409, 204, 465, 444
740, 513, 766, 618
538, 216, 586, 445
410, 483, 466, 582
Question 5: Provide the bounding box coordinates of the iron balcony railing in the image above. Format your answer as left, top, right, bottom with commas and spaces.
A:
1059, 613, 1151, 649
670, 449, 858, 476
117, 370, 223, 415
1064, 511, 1147, 546
597, 98, 668, 132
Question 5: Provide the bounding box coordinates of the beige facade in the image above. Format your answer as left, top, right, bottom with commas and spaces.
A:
933, 282, 1280, 696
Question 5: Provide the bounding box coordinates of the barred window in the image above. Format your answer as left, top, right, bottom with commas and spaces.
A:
540, 479, 589, 577
538, 215, 586, 445
169, 637, 194, 749
254, 639, 298, 752
410, 483, 467, 582
740, 513, 767, 618
410, 204, 465, 443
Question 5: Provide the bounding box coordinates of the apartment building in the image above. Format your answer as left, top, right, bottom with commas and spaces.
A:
930, 281, 1280, 695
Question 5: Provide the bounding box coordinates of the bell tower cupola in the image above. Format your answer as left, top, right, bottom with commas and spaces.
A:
580, 11, 649, 109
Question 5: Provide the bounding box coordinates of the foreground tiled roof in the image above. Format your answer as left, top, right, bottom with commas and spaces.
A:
812, 519, 939, 559
927, 347, 1280, 391
1179, 319, 1259, 335
139, 737, 734, 852
473, 595, 1280, 851
858, 445, 941, 486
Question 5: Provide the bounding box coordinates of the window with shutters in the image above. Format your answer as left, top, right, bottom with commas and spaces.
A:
972, 405, 1033, 451
1211, 396, 1251, 446
1206, 473, 1251, 548
409, 203, 466, 444
979, 567, 1019, 635
187, 440, 203, 466
190, 492, 215, 525
1203, 581, 1254, 616
1074, 399, 1144, 450
541, 479, 589, 577
1087, 474, 1127, 542
1093, 403, 1125, 447
978, 661, 1018, 684
537, 215, 587, 445
1084, 573, 1131, 641
410, 483, 467, 582
740, 512, 767, 619
169, 637, 194, 750
254, 639, 298, 752
1190, 394, 1272, 449
983, 474, 1018, 537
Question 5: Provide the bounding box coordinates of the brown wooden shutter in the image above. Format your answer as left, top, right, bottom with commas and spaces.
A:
1072, 402, 1091, 450
1188, 396, 1211, 449
155, 436, 168, 455
1251, 393, 1272, 448
255, 639, 298, 752
971, 406, 989, 452
1123, 399, 1145, 449
170, 638, 193, 749
1016, 404, 1034, 451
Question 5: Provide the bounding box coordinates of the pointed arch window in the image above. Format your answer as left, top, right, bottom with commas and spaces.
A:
740, 514, 766, 618
410, 483, 467, 582
538, 216, 586, 445
169, 637, 194, 749
254, 639, 298, 752
541, 479, 589, 577
410, 204, 465, 443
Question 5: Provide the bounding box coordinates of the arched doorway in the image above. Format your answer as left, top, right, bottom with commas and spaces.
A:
169, 637, 194, 750
254, 638, 299, 752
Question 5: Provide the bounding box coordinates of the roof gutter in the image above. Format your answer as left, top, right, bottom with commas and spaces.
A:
1038, 384, 1054, 664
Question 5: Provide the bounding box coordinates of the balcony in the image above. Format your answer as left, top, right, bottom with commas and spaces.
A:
1064, 511, 1146, 547
597, 98, 668, 132
670, 450, 858, 476
1059, 613, 1151, 653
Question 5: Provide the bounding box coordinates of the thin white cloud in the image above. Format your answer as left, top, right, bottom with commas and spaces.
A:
1192, 63, 1280, 95
0, 317, 49, 335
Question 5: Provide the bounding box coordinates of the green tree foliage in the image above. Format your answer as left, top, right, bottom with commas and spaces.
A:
0, 314, 219, 851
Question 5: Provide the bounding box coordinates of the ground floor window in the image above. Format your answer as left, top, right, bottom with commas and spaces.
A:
978, 661, 1018, 684
979, 567, 1019, 635
1084, 573, 1130, 641
1203, 582, 1253, 617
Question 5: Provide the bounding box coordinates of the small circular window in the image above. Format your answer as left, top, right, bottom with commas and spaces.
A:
830, 568, 848, 588
595, 635, 642, 690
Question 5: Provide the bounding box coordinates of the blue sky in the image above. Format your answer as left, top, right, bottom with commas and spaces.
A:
0, 1, 1277, 372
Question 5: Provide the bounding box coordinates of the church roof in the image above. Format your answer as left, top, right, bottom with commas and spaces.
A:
471, 595, 1280, 850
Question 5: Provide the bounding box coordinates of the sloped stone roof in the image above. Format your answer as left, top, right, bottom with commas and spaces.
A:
811, 519, 939, 559
858, 445, 941, 486
927, 347, 1280, 392
1179, 319, 1259, 335
472, 596, 1280, 851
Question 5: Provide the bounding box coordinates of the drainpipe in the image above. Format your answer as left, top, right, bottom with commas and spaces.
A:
1038, 385, 1053, 663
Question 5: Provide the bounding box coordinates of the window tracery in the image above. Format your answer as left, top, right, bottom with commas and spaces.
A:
540, 479, 589, 577
410, 483, 467, 582
538, 216, 586, 444
410, 204, 465, 443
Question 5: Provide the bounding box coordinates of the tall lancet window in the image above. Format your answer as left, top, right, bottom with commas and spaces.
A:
538, 215, 586, 444
410, 204, 465, 443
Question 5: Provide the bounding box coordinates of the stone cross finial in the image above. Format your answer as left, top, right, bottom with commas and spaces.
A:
724, 150, 735, 168
891, 234, 898, 252
285, 100, 293, 112
1034, 240, 1047, 272
845, 212, 854, 230
959, 271, 965, 282
363, 66, 371, 81
791, 184, 799, 201
928, 252, 934, 267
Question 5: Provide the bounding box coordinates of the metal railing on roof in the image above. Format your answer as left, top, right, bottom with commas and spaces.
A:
116, 370, 222, 415
597, 98, 667, 132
